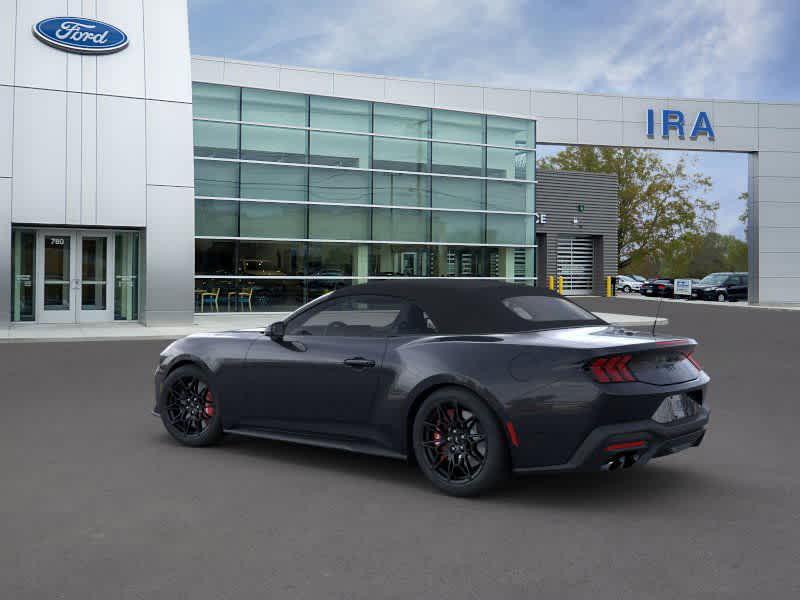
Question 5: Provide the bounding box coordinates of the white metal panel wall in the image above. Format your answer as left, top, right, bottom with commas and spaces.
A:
14, 0, 69, 90
146, 100, 194, 187
11, 87, 67, 224
145, 185, 194, 324
142, 0, 192, 103
0, 1, 16, 86
96, 0, 146, 98
96, 95, 147, 226
0, 85, 12, 178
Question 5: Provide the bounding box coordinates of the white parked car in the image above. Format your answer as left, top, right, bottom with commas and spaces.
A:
616, 275, 643, 293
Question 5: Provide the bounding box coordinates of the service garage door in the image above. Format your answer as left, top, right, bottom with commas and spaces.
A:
557, 236, 594, 295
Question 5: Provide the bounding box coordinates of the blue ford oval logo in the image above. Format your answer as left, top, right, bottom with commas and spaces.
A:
33, 17, 128, 55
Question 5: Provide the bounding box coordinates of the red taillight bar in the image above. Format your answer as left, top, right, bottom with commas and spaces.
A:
605, 440, 647, 452
589, 354, 636, 383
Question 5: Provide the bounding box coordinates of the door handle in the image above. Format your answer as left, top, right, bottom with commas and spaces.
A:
343, 357, 376, 369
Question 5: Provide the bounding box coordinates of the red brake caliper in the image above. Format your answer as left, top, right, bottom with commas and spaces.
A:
203, 390, 215, 419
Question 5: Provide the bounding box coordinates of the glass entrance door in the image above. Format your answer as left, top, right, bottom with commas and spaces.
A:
37, 232, 75, 323
78, 232, 114, 322
35, 231, 114, 323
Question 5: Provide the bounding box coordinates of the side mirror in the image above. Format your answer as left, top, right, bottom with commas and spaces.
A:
268, 320, 286, 341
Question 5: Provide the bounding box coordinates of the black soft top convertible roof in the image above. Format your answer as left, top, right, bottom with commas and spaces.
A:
327, 280, 605, 334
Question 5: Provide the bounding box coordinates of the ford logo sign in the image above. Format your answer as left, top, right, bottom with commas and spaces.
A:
33, 17, 128, 55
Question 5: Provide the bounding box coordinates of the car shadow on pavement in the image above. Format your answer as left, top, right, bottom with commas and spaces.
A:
151, 429, 722, 504
496, 464, 721, 508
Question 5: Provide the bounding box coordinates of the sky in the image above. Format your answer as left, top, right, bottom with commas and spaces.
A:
188, 0, 800, 240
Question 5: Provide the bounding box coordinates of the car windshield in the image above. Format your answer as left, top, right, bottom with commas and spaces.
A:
501, 296, 599, 323
700, 274, 728, 285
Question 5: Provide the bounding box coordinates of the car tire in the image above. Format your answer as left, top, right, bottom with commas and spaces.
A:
623, 285, 631, 293
716, 292, 727, 302
158, 364, 223, 447
412, 387, 509, 497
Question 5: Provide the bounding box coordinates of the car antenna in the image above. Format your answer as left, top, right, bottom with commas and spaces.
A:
651, 295, 664, 337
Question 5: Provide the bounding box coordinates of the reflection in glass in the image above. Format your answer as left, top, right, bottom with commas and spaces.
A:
311, 96, 370, 131
373, 173, 430, 207
11, 230, 35, 321
239, 202, 306, 239
432, 211, 484, 244
241, 163, 307, 201
81, 237, 107, 310
310, 132, 370, 168
196, 199, 239, 237
309, 206, 370, 240
432, 110, 484, 143
114, 232, 139, 321
373, 137, 428, 172
429, 246, 492, 277
192, 83, 240, 120
193, 121, 239, 159
431, 142, 483, 176
242, 88, 307, 126
309, 169, 371, 204
44, 235, 71, 311
241, 125, 306, 163
486, 148, 533, 180
431, 177, 483, 210
486, 116, 534, 148
195, 160, 239, 198
372, 208, 430, 242
374, 103, 429, 137
486, 214, 532, 245
487, 181, 533, 212
369, 245, 431, 277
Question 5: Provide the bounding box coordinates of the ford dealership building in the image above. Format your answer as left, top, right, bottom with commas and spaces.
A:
2, 1, 800, 327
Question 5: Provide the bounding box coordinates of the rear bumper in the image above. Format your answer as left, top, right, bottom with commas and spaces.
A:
513, 407, 709, 474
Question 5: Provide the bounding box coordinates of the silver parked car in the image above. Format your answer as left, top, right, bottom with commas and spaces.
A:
616, 275, 643, 293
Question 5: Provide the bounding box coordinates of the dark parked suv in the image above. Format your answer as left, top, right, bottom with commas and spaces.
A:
691, 272, 749, 302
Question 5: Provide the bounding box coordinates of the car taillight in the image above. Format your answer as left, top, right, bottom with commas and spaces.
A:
685, 351, 702, 370
589, 355, 636, 383
657, 284, 665, 290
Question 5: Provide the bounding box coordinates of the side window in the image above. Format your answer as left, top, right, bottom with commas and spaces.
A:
284, 295, 428, 337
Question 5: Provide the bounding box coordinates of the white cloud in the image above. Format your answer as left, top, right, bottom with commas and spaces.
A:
229, 0, 781, 100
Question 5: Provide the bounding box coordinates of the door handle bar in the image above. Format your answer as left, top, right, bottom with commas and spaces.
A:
343, 357, 376, 368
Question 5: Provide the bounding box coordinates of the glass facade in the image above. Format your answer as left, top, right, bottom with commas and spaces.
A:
192, 82, 536, 311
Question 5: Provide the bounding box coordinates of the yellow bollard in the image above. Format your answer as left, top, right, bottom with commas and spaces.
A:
557, 276, 564, 295
606, 276, 612, 297
548, 275, 555, 290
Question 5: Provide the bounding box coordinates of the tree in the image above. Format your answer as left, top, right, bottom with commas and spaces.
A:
537, 147, 718, 270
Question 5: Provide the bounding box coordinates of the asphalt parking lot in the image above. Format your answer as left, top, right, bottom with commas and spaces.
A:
2, 298, 799, 599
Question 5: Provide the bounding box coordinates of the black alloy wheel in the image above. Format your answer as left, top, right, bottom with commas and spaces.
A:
159, 365, 223, 446
413, 387, 508, 496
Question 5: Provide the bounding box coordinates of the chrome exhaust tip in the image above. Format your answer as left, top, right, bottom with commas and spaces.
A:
602, 453, 639, 471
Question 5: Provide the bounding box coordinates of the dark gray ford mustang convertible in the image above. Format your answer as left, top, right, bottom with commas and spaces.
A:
154, 280, 710, 496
